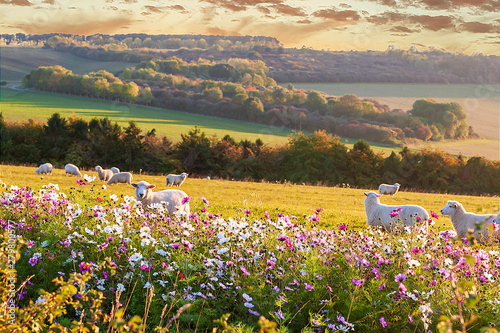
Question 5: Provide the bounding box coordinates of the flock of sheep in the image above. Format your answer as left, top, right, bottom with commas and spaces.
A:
369, 182, 500, 242
35, 163, 499, 243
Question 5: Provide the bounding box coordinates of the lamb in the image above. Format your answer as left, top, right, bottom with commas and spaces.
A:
131, 180, 190, 215
166, 172, 188, 187
95, 165, 114, 182
65, 163, 82, 177
35, 163, 53, 175
110, 167, 120, 174
364, 191, 429, 232
440, 201, 499, 241
106, 172, 133, 185
378, 183, 401, 196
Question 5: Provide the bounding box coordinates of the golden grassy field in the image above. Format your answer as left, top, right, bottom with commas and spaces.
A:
1, 164, 498, 233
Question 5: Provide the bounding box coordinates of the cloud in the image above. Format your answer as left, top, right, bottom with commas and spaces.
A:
17, 15, 136, 35
458, 21, 499, 33
368, 12, 456, 32
390, 25, 420, 33
205, 25, 242, 35
0, 0, 32, 6
363, 0, 499, 12
198, 0, 284, 12
167, 5, 188, 12
271, 3, 306, 16
312, 7, 362, 22
142, 5, 162, 13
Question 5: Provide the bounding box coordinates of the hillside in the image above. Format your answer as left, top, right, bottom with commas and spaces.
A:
0, 47, 131, 82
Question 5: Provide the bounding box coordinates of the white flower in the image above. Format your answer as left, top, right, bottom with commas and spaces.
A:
117, 283, 125, 292
36, 297, 45, 304
242, 293, 253, 302
141, 238, 151, 247
244, 302, 254, 308
41, 240, 49, 248
85, 227, 94, 235
102, 185, 107, 190
97, 285, 105, 291
408, 260, 421, 268
129, 253, 143, 263
144, 282, 153, 289
109, 194, 118, 201
217, 247, 229, 255
155, 249, 168, 256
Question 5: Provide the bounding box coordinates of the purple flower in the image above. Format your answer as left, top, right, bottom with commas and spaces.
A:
248, 309, 260, 316
201, 196, 209, 206
351, 278, 364, 287
240, 265, 250, 276
395, 273, 407, 282
79, 262, 91, 273
380, 317, 387, 328
379, 283, 386, 290
29, 257, 38, 266
182, 197, 190, 205
304, 283, 315, 291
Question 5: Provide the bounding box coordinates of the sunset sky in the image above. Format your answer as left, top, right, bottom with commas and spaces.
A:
0, 0, 499, 54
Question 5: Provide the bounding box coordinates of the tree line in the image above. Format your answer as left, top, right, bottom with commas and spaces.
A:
1, 113, 498, 196
22, 64, 476, 146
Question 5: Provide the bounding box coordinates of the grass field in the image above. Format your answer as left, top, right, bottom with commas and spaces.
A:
1, 164, 498, 233
0, 87, 400, 154
0, 46, 131, 82
292, 83, 500, 160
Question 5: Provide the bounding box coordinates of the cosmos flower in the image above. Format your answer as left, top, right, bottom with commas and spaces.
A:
380, 317, 387, 328
182, 197, 190, 205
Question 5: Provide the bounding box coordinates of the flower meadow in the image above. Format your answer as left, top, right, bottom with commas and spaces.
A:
1, 180, 500, 332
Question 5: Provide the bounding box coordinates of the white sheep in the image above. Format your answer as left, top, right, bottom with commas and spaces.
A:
65, 163, 82, 177
364, 191, 429, 232
493, 213, 500, 224
35, 163, 53, 175
440, 201, 499, 241
378, 183, 401, 196
95, 165, 114, 182
166, 172, 188, 187
131, 180, 190, 215
111, 167, 120, 174
106, 172, 133, 185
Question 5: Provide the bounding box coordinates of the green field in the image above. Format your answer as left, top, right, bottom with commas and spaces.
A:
0, 87, 401, 154
1, 164, 499, 232
292, 83, 500, 160
0, 46, 131, 82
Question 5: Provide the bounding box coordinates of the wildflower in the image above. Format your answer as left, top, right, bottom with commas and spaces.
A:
248, 309, 260, 316
79, 262, 91, 272
274, 310, 285, 320
408, 314, 413, 323
27, 241, 34, 249
240, 266, 250, 276
117, 283, 125, 292
395, 273, 407, 282
380, 317, 387, 328
430, 211, 439, 219
179, 272, 185, 280
379, 283, 386, 290
338, 223, 348, 231
390, 210, 399, 218
244, 302, 254, 308
243, 209, 252, 215
29, 257, 38, 266
304, 283, 315, 291
242, 293, 253, 302
351, 279, 364, 287
41, 240, 48, 247
182, 197, 190, 205
201, 196, 209, 206
36, 297, 46, 304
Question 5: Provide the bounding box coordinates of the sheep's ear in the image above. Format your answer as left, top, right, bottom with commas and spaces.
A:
377, 193, 383, 197
452, 204, 457, 208
148, 184, 156, 189
363, 192, 368, 196
131, 183, 138, 188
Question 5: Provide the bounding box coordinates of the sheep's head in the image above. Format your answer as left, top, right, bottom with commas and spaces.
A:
181, 172, 188, 178
131, 181, 156, 200
95, 166, 102, 171
440, 201, 461, 215
394, 183, 401, 188
364, 191, 382, 203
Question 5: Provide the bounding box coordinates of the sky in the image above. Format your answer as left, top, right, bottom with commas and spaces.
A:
0, 0, 499, 54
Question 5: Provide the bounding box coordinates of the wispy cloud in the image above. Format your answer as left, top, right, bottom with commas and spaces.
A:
0, 0, 32, 6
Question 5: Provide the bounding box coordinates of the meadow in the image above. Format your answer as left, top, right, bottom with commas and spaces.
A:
1, 164, 500, 332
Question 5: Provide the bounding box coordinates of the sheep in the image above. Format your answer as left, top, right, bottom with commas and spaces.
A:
131, 180, 190, 215
106, 172, 133, 185
111, 167, 120, 174
95, 165, 114, 182
166, 172, 188, 187
378, 183, 401, 196
364, 191, 429, 232
493, 213, 500, 224
35, 163, 53, 175
65, 163, 82, 177
440, 201, 499, 241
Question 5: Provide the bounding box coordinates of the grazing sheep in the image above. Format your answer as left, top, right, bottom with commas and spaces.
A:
378, 183, 401, 196
131, 180, 190, 215
364, 191, 429, 232
35, 163, 53, 175
166, 172, 189, 187
95, 165, 113, 182
110, 167, 120, 174
440, 201, 499, 241
65, 163, 82, 177
106, 172, 133, 185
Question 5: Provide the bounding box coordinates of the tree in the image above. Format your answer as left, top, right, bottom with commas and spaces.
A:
306, 91, 327, 110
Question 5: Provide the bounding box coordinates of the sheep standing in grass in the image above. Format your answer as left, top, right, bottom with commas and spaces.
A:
95, 166, 113, 182
166, 172, 188, 187
364, 191, 429, 232
131, 180, 190, 215
379, 183, 401, 196
440, 201, 499, 241
111, 167, 120, 174
35, 163, 53, 175
106, 172, 133, 185
65, 163, 82, 177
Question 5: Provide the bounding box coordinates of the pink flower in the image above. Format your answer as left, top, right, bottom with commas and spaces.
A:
430, 210, 439, 219
380, 317, 387, 328
338, 223, 348, 231
240, 265, 250, 276
243, 209, 252, 215
182, 197, 190, 205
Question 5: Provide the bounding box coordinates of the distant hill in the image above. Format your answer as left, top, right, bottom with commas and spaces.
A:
0, 47, 131, 82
